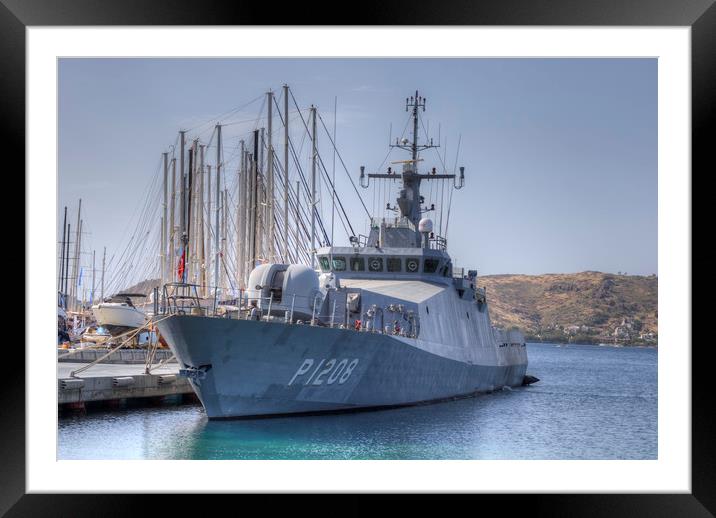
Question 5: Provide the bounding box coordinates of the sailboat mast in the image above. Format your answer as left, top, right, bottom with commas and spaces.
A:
199, 144, 206, 294
221, 188, 228, 291
170, 156, 176, 282
101, 246, 105, 301
331, 96, 337, 246
186, 145, 194, 283
76, 218, 83, 311
295, 181, 301, 263
238, 151, 244, 287
267, 90, 275, 262
250, 131, 259, 270
259, 127, 265, 259
214, 124, 221, 290
189, 140, 197, 283
237, 140, 245, 287
91, 249, 95, 305
179, 130, 186, 259
283, 84, 289, 263
59, 206, 67, 294
206, 164, 211, 290
310, 105, 317, 268
161, 152, 168, 287
64, 223, 71, 305
193, 140, 200, 283
71, 199, 82, 311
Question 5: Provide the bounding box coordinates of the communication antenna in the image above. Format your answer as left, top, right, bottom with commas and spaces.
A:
359, 91, 465, 247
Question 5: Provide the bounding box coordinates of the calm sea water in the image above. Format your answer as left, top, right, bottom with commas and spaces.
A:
58, 343, 657, 460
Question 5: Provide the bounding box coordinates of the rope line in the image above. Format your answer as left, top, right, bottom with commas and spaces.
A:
65, 314, 175, 377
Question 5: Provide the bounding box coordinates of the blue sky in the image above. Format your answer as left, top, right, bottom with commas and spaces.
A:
58, 58, 656, 284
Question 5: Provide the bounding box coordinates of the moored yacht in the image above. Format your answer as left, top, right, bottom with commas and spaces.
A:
92, 293, 149, 336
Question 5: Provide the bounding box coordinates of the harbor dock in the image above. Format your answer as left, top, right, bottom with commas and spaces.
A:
58, 353, 195, 410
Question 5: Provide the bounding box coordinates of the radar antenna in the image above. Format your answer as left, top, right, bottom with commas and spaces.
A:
359, 91, 465, 247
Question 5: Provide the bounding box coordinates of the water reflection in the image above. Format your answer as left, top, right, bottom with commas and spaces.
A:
176, 390, 532, 460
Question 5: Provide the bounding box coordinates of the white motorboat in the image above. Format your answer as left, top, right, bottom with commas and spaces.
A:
92, 293, 149, 335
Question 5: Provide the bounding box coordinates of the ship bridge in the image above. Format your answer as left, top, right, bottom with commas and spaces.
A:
316, 244, 454, 284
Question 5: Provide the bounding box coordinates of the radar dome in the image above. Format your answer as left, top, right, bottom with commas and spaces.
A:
418, 218, 433, 233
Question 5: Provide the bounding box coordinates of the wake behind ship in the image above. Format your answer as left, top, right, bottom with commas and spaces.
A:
157, 91, 530, 419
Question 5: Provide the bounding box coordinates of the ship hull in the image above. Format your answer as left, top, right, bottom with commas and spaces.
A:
158, 315, 527, 419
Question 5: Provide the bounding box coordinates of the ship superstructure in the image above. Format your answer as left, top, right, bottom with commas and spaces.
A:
157, 91, 529, 419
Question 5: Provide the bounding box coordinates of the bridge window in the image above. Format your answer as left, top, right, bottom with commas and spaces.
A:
368, 257, 383, 272
442, 261, 452, 277
387, 257, 402, 272
319, 256, 330, 272
424, 258, 440, 273
350, 257, 365, 271
332, 256, 347, 271
406, 258, 420, 273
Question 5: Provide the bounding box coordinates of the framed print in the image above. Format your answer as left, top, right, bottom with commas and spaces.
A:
7, 0, 712, 514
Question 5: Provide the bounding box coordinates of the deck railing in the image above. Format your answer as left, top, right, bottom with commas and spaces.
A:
158, 282, 419, 338
429, 235, 448, 251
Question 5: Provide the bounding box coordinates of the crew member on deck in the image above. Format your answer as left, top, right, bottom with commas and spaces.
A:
249, 301, 260, 321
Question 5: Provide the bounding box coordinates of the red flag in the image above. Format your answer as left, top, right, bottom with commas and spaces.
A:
177, 248, 185, 281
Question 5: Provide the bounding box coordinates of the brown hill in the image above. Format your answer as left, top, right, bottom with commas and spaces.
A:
480, 271, 657, 345
119, 278, 161, 297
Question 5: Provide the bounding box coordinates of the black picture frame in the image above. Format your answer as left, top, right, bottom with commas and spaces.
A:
7, 0, 710, 514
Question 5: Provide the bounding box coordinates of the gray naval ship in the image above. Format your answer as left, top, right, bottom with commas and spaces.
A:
157, 91, 532, 419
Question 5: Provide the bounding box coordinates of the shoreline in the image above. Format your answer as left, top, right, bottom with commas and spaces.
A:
526, 339, 657, 348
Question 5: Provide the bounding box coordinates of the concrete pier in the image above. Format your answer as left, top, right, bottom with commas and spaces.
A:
58, 348, 175, 364
58, 361, 194, 407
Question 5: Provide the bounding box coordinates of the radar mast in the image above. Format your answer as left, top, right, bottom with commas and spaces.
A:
360, 91, 465, 247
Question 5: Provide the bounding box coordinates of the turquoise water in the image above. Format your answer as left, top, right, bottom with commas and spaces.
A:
58, 343, 657, 460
